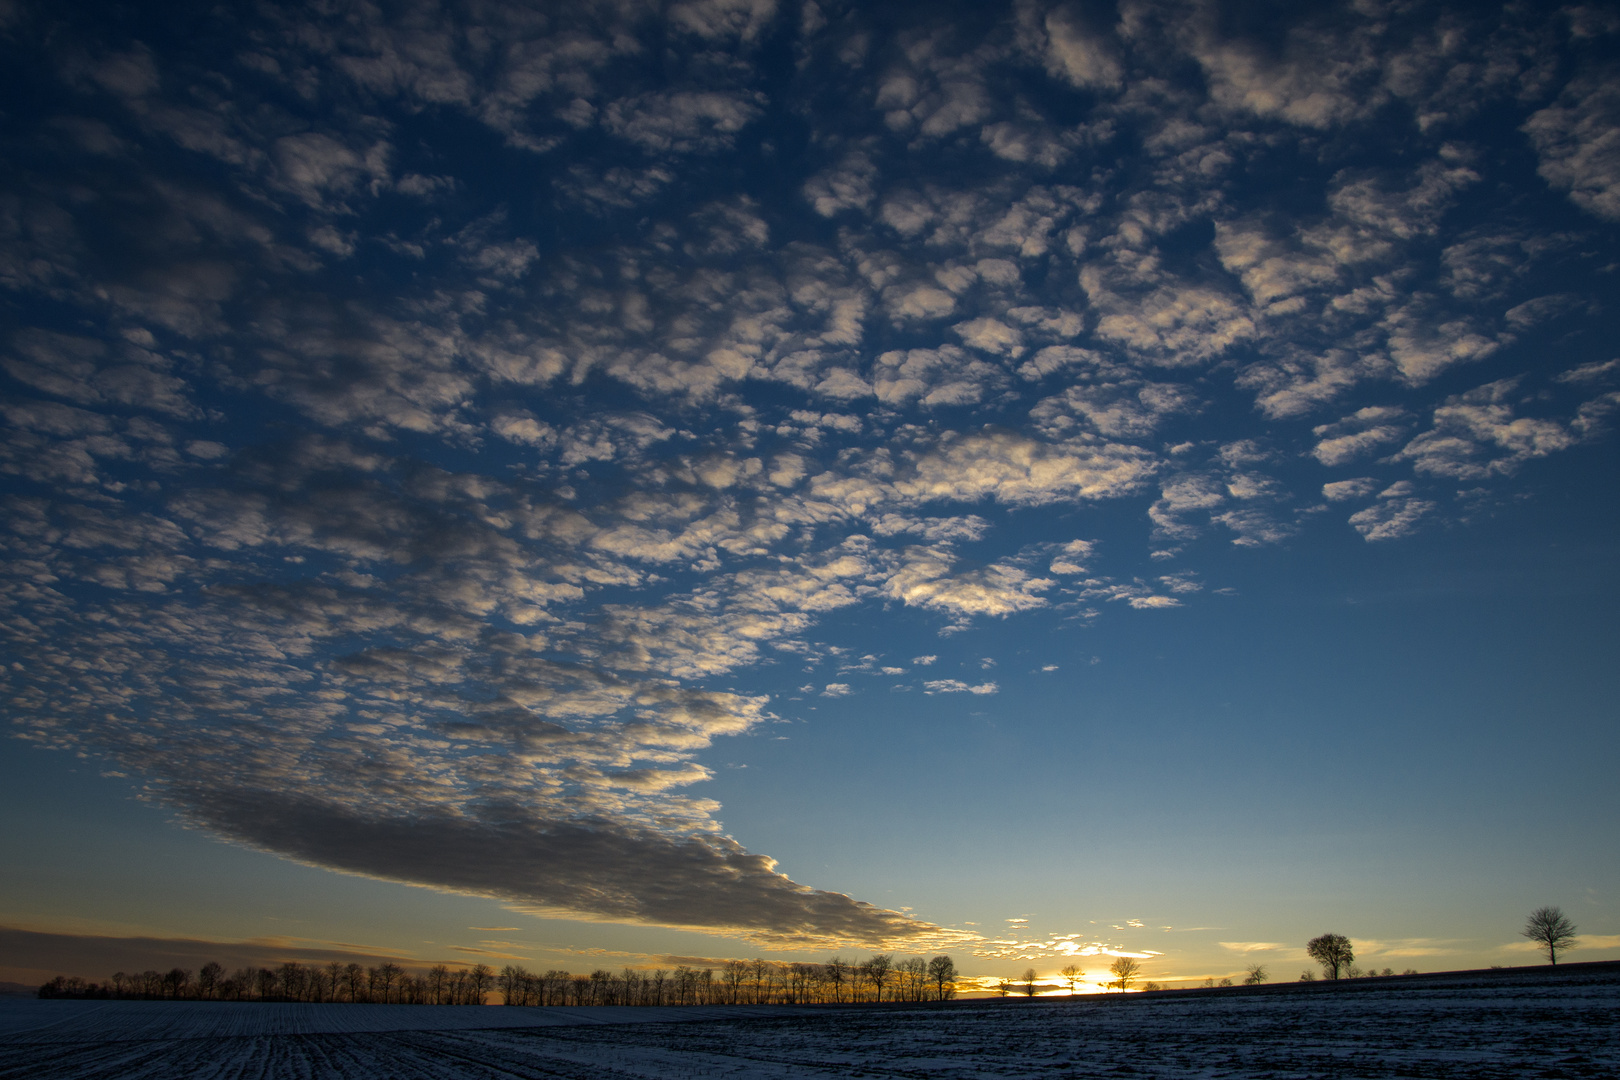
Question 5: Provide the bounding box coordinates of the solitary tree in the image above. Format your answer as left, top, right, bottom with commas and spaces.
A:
1522, 906, 1578, 966
1108, 956, 1140, 992
1243, 964, 1268, 986
1060, 964, 1082, 994
1306, 934, 1354, 980
1022, 968, 1038, 996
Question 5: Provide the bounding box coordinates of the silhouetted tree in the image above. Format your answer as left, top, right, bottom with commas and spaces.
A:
1244, 964, 1268, 986
1108, 957, 1140, 992
197, 962, 223, 1000
862, 954, 892, 1002
1022, 968, 1038, 996
343, 962, 365, 1002
1059, 964, 1081, 994
894, 957, 927, 1002
499, 965, 526, 1005
927, 955, 957, 1001
164, 968, 191, 999
1522, 906, 1578, 965
278, 962, 306, 1002
255, 968, 277, 1001
722, 959, 747, 1003
1306, 934, 1354, 980
824, 957, 848, 1003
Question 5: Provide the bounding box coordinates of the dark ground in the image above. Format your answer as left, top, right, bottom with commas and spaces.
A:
3, 963, 1617, 1078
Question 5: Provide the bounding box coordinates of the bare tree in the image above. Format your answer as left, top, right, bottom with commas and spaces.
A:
1022, 968, 1038, 997
1243, 964, 1268, 986
255, 968, 277, 1001
1522, 906, 1578, 965
1306, 934, 1354, 980
722, 959, 748, 1004
499, 965, 526, 1005
1108, 957, 1140, 992
863, 954, 892, 1002
468, 964, 494, 1004
197, 962, 223, 1000
375, 962, 402, 1003
995, 978, 1011, 997
164, 968, 191, 1000
824, 957, 848, 1003
278, 963, 306, 1002
894, 957, 927, 1002
1059, 964, 1081, 995
927, 955, 957, 1001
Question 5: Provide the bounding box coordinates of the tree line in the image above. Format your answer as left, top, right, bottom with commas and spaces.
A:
494, 954, 957, 1006
38, 953, 960, 1006
38, 960, 497, 1003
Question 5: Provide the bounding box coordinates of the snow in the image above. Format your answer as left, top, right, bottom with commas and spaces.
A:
3, 969, 1617, 1078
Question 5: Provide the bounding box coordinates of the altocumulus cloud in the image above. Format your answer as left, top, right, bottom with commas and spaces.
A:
1, 0, 1618, 945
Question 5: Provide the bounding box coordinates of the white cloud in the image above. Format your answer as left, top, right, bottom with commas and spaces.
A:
881, 546, 1053, 622
922, 679, 998, 695
1396, 380, 1578, 480
1323, 478, 1378, 502
1349, 496, 1434, 541
1312, 407, 1409, 466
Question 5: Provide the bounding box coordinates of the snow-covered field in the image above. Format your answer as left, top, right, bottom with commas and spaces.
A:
3, 968, 1617, 1078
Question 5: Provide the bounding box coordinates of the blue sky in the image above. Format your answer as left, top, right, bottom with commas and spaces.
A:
1, 0, 1617, 990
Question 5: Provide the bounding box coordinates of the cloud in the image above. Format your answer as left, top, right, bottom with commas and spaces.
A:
190, 790, 935, 947
0, 0, 1612, 954
881, 545, 1053, 622
1349, 494, 1434, 541
1323, 478, 1379, 502
1184, 7, 1384, 129
1524, 73, 1620, 221
1026, 3, 1123, 91
803, 151, 878, 217
604, 91, 766, 155
922, 679, 998, 695
1396, 380, 1578, 480
1312, 407, 1409, 467
872, 346, 1005, 407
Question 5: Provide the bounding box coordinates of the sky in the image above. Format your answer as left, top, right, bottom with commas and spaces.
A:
1, 0, 1618, 994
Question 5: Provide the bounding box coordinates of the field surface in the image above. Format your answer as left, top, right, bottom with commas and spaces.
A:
3, 967, 1617, 1078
